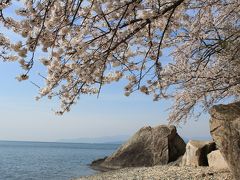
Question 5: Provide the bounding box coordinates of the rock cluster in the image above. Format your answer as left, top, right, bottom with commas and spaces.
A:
90, 120, 233, 178
181, 140, 216, 166
180, 140, 229, 170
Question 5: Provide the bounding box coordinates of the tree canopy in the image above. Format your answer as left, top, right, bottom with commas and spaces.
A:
0, 0, 239, 123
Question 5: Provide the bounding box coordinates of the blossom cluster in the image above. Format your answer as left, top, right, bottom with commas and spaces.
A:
0, 0, 239, 122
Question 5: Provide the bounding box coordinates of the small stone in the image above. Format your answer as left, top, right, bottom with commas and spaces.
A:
207, 150, 229, 170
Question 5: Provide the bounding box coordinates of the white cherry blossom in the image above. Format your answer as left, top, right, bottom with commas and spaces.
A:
0, 0, 239, 123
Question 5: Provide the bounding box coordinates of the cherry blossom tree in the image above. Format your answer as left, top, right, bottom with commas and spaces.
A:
0, 0, 239, 123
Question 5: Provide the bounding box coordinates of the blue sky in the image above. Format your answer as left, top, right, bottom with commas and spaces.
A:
0, 2, 212, 142
0, 59, 211, 142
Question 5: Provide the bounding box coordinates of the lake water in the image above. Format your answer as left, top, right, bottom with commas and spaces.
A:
0, 141, 120, 180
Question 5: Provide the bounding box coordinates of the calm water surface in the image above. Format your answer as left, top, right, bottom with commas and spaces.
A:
0, 141, 119, 180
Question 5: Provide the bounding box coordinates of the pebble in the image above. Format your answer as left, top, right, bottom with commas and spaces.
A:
74, 165, 233, 180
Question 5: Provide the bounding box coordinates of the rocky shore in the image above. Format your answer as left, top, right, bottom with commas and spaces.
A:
76, 124, 233, 180
76, 100, 240, 180
75, 165, 232, 180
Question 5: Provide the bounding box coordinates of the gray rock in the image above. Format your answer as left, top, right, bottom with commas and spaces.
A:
93, 125, 186, 169
207, 150, 229, 170
180, 140, 216, 166
210, 102, 240, 180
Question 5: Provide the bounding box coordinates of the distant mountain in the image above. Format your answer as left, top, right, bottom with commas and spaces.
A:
58, 135, 212, 144
57, 135, 129, 144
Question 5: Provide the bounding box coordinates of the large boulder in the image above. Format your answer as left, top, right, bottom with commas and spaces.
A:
92, 125, 186, 169
207, 150, 229, 170
181, 140, 216, 166
210, 102, 240, 180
